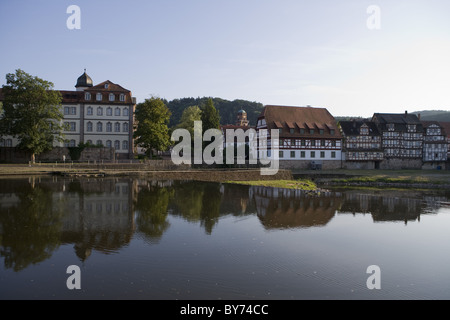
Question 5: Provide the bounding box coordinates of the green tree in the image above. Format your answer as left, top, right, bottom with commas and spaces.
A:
0, 69, 64, 163
200, 98, 220, 134
175, 105, 202, 138
133, 96, 172, 158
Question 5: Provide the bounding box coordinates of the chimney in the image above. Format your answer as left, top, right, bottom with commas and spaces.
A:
418, 113, 421, 120
405, 110, 408, 117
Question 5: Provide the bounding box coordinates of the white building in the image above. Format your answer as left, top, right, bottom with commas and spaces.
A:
0, 71, 136, 159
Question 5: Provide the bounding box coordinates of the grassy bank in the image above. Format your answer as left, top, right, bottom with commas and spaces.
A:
225, 179, 318, 191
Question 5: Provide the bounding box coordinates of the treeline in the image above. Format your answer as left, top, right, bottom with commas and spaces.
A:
164, 97, 264, 128
411, 110, 450, 122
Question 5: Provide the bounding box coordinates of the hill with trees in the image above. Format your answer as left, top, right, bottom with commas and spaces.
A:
411, 110, 450, 121
165, 97, 264, 128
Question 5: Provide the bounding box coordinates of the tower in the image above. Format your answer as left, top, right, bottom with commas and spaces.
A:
236, 109, 249, 127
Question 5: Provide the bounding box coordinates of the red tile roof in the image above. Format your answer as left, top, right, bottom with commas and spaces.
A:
258, 105, 341, 138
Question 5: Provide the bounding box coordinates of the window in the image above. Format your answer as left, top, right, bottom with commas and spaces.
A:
290, 151, 295, 158
321, 140, 325, 147
115, 122, 121, 132
120, 94, 125, 102
106, 140, 112, 148
107, 107, 112, 116
96, 93, 103, 101
5, 139, 13, 147
320, 151, 325, 158
301, 140, 306, 146
122, 140, 129, 150
123, 108, 129, 116
70, 107, 76, 115
279, 129, 283, 135
300, 151, 305, 158
310, 129, 315, 134
311, 151, 315, 158
387, 123, 395, 131
319, 129, 324, 135
106, 122, 112, 132
105, 83, 109, 89
300, 128, 305, 134
330, 129, 335, 136
114, 140, 120, 150
267, 150, 271, 157
87, 122, 93, 132
69, 139, 76, 147
64, 107, 70, 115
109, 93, 115, 101
87, 107, 93, 115
97, 122, 103, 132
97, 107, 103, 116
0, 139, 4, 147
97, 140, 103, 146
331, 140, 336, 147
290, 128, 295, 134
86, 140, 92, 145
123, 123, 129, 132
64, 122, 76, 132
311, 140, 316, 147
85, 92, 91, 100
331, 151, 336, 158
115, 108, 121, 116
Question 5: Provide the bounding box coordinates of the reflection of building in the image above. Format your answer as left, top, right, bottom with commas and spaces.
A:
251, 186, 342, 229
338, 190, 441, 224
57, 178, 136, 261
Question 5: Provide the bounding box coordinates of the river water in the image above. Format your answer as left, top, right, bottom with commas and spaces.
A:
1, 176, 450, 300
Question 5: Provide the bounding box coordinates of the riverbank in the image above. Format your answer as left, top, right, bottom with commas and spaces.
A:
0, 164, 293, 182
293, 169, 450, 189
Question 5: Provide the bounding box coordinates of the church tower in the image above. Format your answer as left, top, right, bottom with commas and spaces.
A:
236, 109, 249, 127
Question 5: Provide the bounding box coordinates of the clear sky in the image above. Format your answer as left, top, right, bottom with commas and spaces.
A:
1, 0, 449, 118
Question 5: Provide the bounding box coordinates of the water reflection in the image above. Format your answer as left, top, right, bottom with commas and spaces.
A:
337, 189, 450, 224
1, 177, 450, 271
252, 186, 342, 229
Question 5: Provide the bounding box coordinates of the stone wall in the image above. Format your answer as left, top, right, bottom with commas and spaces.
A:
278, 160, 342, 170
379, 158, 423, 170
0, 147, 116, 163
343, 161, 377, 170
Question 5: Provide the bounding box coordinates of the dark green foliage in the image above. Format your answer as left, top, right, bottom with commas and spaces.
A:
0, 69, 64, 162
166, 97, 264, 128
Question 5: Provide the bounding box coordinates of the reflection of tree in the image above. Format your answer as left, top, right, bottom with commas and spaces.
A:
171, 182, 223, 234
200, 183, 222, 235
134, 185, 173, 242
0, 185, 63, 272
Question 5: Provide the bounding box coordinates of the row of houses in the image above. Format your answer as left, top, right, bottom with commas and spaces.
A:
1, 71, 449, 169
226, 105, 450, 170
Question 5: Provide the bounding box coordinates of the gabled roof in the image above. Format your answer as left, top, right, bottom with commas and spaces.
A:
372, 112, 424, 132
340, 120, 380, 136
86, 80, 130, 93
258, 105, 341, 138
438, 122, 450, 138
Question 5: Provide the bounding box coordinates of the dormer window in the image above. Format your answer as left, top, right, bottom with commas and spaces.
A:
109, 93, 115, 101
96, 93, 102, 101
360, 125, 369, 135
85, 92, 91, 100
387, 123, 395, 131
105, 83, 109, 89
119, 94, 125, 102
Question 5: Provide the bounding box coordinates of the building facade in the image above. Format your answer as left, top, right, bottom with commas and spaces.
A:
256, 105, 342, 170
340, 120, 383, 169
372, 112, 424, 169
421, 121, 447, 169
0, 71, 136, 160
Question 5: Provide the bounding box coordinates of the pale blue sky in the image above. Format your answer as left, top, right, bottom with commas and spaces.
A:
1, 0, 450, 117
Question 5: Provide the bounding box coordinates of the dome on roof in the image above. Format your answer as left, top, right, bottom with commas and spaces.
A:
75, 70, 93, 88
238, 109, 246, 114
